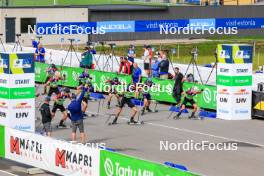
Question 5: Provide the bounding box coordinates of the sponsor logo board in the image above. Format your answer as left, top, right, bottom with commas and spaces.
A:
9, 74, 34, 88
5, 128, 100, 176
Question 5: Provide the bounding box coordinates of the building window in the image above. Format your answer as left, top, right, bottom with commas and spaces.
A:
20, 18, 36, 33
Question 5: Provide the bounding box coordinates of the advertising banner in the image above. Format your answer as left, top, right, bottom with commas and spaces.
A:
0, 99, 9, 127
217, 63, 252, 76
35, 62, 217, 110
0, 53, 10, 74
9, 53, 34, 74
100, 150, 197, 176
5, 127, 100, 176
9, 74, 35, 88
97, 21, 135, 33
135, 19, 189, 32
0, 74, 9, 88
215, 18, 264, 29
189, 18, 216, 30
217, 44, 253, 120
0, 125, 5, 158
36, 22, 97, 35
0, 52, 35, 131
36, 18, 264, 35
217, 86, 252, 120
8, 99, 35, 131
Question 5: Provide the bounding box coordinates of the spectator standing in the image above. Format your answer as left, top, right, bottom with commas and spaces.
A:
158, 50, 170, 79
34, 43, 46, 63
39, 96, 53, 137
118, 57, 131, 75
80, 46, 94, 69
132, 63, 142, 84
142, 45, 151, 77
127, 45, 136, 73
31, 37, 39, 49
173, 67, 184, 104
68, 86, 87, 143
127, 45, 136, 64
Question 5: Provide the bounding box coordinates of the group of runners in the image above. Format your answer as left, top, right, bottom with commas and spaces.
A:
40, 64, 203, 128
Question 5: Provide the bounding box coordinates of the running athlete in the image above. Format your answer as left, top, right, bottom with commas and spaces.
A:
140, 79, 153, 115
78, 68, 92, 87
110, 84, 138, 125
45, 71, 65, 97
52, 87, 71, 128
105, 77, 121, 109
43, 64, 58, 95
80, 82, 94, 117
174, 86, 203, 119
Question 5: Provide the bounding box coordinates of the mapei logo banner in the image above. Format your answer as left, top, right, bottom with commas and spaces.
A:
5, 128, 45, 165
5, 127, 100, 176
52, 140, 100, 176
55, 146, 99, 176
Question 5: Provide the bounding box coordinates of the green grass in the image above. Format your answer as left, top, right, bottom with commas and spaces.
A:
1, 0, 167, 7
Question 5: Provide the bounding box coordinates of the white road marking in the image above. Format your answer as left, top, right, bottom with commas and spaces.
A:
119, 117, 264, 148
0, 170, 19, 176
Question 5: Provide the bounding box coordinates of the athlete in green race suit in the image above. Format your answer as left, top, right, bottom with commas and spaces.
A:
110, 84, 138, 125
174, 86, 203, 119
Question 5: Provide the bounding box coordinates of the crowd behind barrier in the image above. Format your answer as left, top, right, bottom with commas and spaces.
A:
1, 44, 263, 90
1, 44, 264, 113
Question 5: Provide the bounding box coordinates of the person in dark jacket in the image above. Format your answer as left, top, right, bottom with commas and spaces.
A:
40, 96, 53, 136
68, 86, 88, 143
173, 67, 184, 104
158, 50, 170, 79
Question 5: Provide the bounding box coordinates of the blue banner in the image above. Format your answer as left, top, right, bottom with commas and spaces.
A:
135, 19, 189, 32
189, 18, 215, 30
36, 22, 97, 35
97, 21, 135, 33
215, 18, 264, 29
36, 18, 264, 35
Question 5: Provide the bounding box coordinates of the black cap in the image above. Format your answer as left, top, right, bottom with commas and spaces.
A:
64, 87, 70, 93
44, 96, 51, 102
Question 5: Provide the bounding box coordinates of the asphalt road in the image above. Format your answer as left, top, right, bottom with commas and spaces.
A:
1, 86, 264, 176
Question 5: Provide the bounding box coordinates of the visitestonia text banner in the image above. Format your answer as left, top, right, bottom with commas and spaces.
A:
36, 18, 264, 34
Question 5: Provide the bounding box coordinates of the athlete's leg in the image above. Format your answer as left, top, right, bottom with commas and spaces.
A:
107, 93, 113, 109
189, 104, 198, 118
